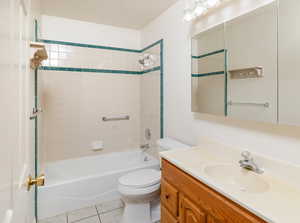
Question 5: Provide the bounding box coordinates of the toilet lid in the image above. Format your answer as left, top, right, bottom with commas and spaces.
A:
119, 169, 161, 188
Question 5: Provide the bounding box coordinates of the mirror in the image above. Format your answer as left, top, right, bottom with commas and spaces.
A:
278, 0, 300, 126
225, 2, 278, 123
191, 1, 279, 124
191, 24, 226, 116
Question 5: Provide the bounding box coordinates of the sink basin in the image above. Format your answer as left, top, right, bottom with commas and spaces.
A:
204, 164, 270, 194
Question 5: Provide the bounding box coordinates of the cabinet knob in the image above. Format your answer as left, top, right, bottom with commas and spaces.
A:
165, 194, 170, 199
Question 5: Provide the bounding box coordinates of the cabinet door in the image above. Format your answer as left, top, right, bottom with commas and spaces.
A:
207, 215, 223, 223
179, 195, 206, 223
162, 206, 178, 223
161, 179, 179, 217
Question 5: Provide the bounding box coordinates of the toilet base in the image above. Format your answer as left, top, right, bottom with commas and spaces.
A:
121, 202, 152, 223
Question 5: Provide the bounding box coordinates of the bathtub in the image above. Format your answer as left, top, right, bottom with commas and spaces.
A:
38, 150, 160, 219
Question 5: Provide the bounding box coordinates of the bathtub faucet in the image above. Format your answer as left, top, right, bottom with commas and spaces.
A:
140, 143, 150, 152
140, 144, 150, 161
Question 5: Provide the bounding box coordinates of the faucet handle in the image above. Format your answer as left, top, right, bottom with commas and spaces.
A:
241, 151, 251, 160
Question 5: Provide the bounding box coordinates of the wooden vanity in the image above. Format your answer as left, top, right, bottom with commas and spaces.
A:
160, 159, 267, 223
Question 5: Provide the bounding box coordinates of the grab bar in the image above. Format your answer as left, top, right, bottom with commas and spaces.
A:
227, 101, 269, 108
102, 115, 130, 122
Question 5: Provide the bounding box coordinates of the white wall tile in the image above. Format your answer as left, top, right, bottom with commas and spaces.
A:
40, 15, 141, 50
41, 71, 142, 162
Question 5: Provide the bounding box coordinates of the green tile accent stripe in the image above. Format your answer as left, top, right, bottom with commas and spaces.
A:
38, 39, 141, 53
39, 66, 143, 75
39, 38, 164, 54
141, 39, 163, 52
34, 68, 38, 220
39, 66, 162, 75
34, 20, 38, 221
192, 49, 225, 59
192, 71, 225, 77
34, 20, 38, 42
224, 49, 228, 116
143, 66, 161, 74
160, 40, 164, 139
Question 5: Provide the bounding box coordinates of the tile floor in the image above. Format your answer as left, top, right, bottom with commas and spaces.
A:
39, 199, 124, 223
39, 199, 160, 223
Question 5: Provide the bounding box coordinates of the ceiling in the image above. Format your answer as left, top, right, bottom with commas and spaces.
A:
41, 0, 179, 29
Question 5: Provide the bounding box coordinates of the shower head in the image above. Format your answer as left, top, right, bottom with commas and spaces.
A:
139, 53, 157, 69
138, 58, 146, 66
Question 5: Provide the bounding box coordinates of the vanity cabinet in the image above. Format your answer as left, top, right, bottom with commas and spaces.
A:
160, 159, 267, 223
179, 195, 206, 223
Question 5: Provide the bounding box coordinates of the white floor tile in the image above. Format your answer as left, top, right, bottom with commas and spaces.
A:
99, 208, 123, 223
39, 214, 67, 223
96, 199, 124, 214
76, 216, 100, 223
68, 206, 98, 223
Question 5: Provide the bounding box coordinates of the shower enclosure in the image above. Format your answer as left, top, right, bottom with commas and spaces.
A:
33, 19, 164, 221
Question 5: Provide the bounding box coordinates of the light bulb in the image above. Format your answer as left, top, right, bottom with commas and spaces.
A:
194, 5, 207, 16
183, 10, 194, 21
205, 0, 220, 7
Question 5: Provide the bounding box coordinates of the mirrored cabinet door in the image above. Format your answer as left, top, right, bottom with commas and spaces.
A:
278, 0, 300, 126
191, 0, 300, 127
191, 24, 227, 116
225, 2, 278, 123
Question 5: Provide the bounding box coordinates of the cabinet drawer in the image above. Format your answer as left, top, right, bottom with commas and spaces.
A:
162, 159, 267, 223
161, 206, 178, 223
161, 179, 179, 217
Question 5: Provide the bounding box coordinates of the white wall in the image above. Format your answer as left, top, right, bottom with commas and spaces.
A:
141, 0, 300, 165
40, 15, 141, 49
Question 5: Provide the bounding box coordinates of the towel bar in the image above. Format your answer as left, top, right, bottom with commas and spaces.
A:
102, 115, 130, 121
227, 101, 269, 108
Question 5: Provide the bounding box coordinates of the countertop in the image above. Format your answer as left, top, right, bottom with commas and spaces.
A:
159, 140, 300, 223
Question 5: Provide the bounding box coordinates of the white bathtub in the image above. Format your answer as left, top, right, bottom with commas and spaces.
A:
38, 150, 160, 219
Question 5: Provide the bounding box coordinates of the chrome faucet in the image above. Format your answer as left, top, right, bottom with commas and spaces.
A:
239, 151, 263, 174
140, 144, 150, 161
140, 143, 150, 152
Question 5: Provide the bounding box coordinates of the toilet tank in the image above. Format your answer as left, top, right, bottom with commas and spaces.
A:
156, 137, 192, 152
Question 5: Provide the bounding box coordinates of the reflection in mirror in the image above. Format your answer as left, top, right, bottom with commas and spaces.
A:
226, 2, 278, 123
191, 24, 227, 116
278, 0, 300, 126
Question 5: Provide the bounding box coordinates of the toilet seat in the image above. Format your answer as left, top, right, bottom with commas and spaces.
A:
119, 183, 160, 196
118, 169, 161, 196
118, 169, 161, 188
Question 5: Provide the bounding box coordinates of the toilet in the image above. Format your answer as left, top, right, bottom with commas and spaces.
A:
118, 137, 192, 223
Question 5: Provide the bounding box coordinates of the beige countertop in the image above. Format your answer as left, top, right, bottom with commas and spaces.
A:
159, 140, 300, 223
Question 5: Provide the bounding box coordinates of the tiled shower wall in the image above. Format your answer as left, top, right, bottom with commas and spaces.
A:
38, 26, 162, 162
140, 44, 161, 151
42, 43, 140, 71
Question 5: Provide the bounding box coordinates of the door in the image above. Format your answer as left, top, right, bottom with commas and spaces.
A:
0, 0, 38, 223
179, 195, 206, 223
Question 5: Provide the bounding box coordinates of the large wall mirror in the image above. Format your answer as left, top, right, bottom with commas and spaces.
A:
192, 0, 300, 126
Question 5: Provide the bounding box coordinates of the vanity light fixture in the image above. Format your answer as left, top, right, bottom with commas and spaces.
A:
183, 0, 226, 21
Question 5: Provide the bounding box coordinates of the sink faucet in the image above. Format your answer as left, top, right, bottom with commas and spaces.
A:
239, 151, 263, 174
